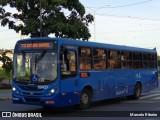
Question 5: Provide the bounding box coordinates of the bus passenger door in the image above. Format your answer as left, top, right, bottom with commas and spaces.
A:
60, 46, 79, 105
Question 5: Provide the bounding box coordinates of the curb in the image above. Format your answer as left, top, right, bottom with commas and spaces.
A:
0, 97, 12, 101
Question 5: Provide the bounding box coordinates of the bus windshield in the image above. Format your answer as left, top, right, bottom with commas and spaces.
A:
13, 51, 57, 83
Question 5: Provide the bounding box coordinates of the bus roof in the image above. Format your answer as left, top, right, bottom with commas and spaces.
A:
17, 37, 157, 54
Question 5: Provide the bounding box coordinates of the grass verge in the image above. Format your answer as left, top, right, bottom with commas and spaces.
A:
0, 67, 12, 80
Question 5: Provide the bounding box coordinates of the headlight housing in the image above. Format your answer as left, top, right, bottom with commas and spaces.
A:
45, 87, 58, 96
12, 86, 19, 94
50, 89, 55, 93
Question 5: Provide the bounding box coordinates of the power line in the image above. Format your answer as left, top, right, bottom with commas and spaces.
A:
87, 0, 153, 9
86, 10, 160, 22
102, 0, 153, 8
90, 28, 160, 35
94, 13, 160, 21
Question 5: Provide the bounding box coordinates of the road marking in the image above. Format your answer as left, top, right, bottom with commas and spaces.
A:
152, 96, 160, 100
150, 91, 160, 93
140, 94, 160, 100
125, 101, 154, 103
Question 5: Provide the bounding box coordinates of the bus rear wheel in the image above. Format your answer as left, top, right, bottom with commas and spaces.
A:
79, 89, 91, 109
134, 83, 141, 99
127, 83, 142, 100
127, 83, 141, 99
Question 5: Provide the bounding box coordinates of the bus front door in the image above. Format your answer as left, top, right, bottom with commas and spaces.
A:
60, 46, 79, 105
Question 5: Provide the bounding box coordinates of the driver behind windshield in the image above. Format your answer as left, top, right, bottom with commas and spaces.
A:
35, 53, 57, 82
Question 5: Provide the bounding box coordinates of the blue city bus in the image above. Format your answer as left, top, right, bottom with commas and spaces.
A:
12, 37, 158, 109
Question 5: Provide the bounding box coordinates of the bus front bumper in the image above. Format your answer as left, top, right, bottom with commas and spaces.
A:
12, 92, 80, 107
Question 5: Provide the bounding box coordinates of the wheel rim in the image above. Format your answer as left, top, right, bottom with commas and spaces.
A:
81, 93, 89, 104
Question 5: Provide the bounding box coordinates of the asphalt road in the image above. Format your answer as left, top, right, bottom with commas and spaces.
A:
0, 87, 160, 120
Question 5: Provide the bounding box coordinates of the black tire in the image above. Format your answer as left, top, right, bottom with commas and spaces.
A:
132, 83, 142, 99
127, 83, 141, 99
79, 89, 92, 109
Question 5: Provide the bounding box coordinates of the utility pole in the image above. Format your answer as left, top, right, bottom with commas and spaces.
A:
86, 5, 110, 42
19, 27, 22, 39
85, 8, 96, 42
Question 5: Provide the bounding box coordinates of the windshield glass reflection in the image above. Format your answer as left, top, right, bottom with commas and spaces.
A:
13, 51, 57, 83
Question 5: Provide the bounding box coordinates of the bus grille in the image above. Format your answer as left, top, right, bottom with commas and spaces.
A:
24, 98, 40, 103
22, 92, 43, 96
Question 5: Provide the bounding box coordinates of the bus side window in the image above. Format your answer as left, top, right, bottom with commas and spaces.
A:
93, 48, 107, 70
143, 53, 151, 69
133, 52, 142, 69
121, 51, 132, 69
79, 47, 92, 70
61, 49, 77, 79
109, 50, 121, 69
151, 54, 157, 69
109, 51, 115, 69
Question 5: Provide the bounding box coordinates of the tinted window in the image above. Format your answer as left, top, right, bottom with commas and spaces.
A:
79, 47, 92, 70
93, 48, 107, 70
109, 50, 121, 69
121, 51, 132, 69
133, 52, 142, 69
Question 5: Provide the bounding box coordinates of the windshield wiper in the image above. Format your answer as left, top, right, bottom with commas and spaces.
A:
35, 50, 46, 64
34, 50, 46, 70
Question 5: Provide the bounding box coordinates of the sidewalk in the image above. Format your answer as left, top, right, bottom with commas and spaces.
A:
0, 89, 12, 101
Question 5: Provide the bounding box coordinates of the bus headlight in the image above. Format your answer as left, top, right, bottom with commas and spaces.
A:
50, 89, 55, 93
45, 87, 58, 96
12, 87, 16, 91
12, 86, 19, 94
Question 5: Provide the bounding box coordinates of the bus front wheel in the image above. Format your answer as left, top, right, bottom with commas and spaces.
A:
79, 89, 91, 109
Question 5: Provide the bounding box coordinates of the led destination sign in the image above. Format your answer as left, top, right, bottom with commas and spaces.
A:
17, 41, 57, 50
21, 43, 50, 49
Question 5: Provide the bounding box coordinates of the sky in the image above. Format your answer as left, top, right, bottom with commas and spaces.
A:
0, 0, 160, 54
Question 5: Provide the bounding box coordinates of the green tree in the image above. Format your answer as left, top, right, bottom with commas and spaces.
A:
0, 50, 13, 77
0, 0, 94, 40
158, 56, 160, 66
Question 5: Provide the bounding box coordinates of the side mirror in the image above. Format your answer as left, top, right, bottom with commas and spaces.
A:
61, 47, 71, 61
67, 52, 71, 61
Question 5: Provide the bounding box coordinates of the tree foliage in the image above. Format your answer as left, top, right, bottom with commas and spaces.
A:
0, 50, 13, 73
0, 0, 94, 40
158, 56, 160, 66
